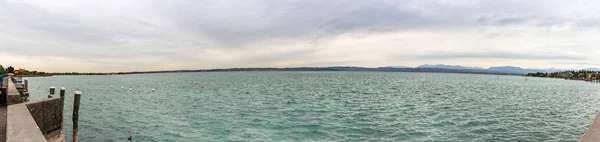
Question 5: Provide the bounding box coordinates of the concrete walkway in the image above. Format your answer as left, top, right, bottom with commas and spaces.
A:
581, 112, 600, 142
6, 104, 46, 142
2, 76, 63, 142
5, 78, 20, 105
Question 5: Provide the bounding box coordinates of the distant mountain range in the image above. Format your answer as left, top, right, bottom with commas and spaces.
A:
417, 64, 485, 70
484, 66, 564, 75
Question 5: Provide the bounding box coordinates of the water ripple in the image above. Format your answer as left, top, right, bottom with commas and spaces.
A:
24, 72, 600, 141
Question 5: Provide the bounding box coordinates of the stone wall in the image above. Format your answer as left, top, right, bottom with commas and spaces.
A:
24, 97, 62, 136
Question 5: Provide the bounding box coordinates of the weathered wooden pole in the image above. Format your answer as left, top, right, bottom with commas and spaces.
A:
24, 79, 28, 91
0, 86, 6, 142
49, 86, 55, 98
60, 87, 65, 100
73, 91, 81, 142
60, 87, 65, 129
0, 87, 6, 106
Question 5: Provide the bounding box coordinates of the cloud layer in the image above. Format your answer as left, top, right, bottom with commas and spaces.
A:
1, 0, 599, 72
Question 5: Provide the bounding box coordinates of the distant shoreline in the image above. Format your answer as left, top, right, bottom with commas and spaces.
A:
48, 67, 526, 76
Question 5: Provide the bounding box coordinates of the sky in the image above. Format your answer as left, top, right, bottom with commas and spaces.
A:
1, 0, 599, 72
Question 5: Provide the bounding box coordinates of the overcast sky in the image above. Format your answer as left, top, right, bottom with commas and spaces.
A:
1, 0, 599, 72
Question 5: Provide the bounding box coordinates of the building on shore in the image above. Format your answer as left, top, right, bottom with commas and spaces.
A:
587, 72, 600, 80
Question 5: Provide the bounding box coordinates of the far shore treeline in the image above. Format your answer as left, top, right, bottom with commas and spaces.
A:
3, 64, 600, 77
0, 64, 51, 77
48, 67, 529, 76
5, 66, 529, 76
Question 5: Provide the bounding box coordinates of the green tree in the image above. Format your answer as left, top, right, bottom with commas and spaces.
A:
6, 66, 14, 74
0, 64, 5, 74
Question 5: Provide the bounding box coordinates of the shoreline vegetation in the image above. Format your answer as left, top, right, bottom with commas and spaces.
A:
0, 64, 52, 77
527, 70, 600, 81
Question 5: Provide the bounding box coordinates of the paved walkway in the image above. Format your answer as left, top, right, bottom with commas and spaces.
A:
0, 106, 6, 142
1, 77, 7, 142
581, 112, 600, 141
6, 104, 46, 142
1, 77, 50, 142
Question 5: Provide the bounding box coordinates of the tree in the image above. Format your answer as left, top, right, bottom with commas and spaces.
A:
6, 66, 14, 74
0, 64, 4, 74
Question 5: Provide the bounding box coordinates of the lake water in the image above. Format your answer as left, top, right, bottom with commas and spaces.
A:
24, 72, 600, 141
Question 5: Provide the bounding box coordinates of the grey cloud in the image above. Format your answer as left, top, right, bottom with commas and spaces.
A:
577, 16, 600, 29
494, 16, 530, 26
7, 0, 598, 48
153, 0, 600, 46
2, 3, 117, 44
551, 61, 600, 66
2, 0, 600, 71
153, 0, 460, 45
0, 1, 198, 65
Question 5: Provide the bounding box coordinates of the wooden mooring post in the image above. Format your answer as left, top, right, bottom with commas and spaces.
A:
49, 86, 55, 98
60, 87, 65, 102
23, 79, 28, 91
73, 91, 81, 142
0, 87, 7, 142
60, 87, 65, 129
0, 87, 6, 106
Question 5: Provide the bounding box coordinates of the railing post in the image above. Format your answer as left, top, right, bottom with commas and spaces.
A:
73, 91, 81, 142
49, 86, 55, 98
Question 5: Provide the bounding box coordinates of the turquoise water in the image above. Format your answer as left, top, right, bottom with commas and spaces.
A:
24, 72, 600, 141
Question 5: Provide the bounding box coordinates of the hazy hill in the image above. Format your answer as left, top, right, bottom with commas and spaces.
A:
417, 64, 485, 70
